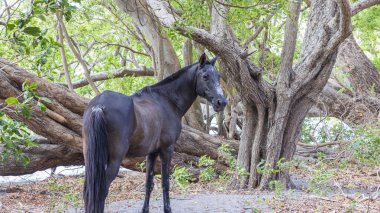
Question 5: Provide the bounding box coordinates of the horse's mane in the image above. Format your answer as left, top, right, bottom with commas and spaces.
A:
133, 62, 199, 96
149, 63, 198, 90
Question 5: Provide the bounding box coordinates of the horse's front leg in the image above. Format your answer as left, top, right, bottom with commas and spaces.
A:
159, 145, 174, 213
142, 152, 159, 213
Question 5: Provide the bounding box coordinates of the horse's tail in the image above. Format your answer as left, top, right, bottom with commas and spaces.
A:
83, 105, 108, 213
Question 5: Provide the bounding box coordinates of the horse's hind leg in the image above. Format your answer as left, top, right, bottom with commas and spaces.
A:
159, 145, 174, 213
105, 137, 130, 197
105, 159, 122, 194
142, 151, 159, 213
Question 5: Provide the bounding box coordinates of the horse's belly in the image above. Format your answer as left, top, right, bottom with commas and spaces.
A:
126, 116, 162, 157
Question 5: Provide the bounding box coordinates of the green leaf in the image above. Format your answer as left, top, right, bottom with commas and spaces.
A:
20, 105, 31, 118
2, 124, 8, 131
40, 97, 52, 104
29, 82, 38, 90
23, 27, 41, 36
37, 102, 47, 112
22, 155, 30, 167
38, 15, 46, 21
6, 23, 15, 31
64, 11, 72, 22
5, 97, 19, 105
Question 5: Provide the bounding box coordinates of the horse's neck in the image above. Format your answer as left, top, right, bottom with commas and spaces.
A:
159, 70, 197, 117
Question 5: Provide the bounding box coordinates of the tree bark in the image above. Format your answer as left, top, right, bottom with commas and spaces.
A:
311, 1, 380, 125
0, 125, 237, 176
66, 67, 154, 89
336, 35, 380, 96
312, 81, 380, 125
0, 58, 237, 176
115, 0, 180, 80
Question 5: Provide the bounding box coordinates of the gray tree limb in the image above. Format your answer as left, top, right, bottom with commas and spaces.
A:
351, 0, 380, 15
62, 67, 154, 89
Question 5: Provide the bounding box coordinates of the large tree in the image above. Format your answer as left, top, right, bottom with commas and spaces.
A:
115, 0, 353, 189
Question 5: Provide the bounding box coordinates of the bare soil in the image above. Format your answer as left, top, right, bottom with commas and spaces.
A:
0, 161, 379, 212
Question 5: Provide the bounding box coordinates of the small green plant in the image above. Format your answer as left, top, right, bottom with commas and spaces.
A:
316, 151, 326, 160
217, 144, 237, 179
198, 155, 216, 167
218, 144, 234, 156
276, 158, 294, 171
172, 165, 195, 188
237, 166, 250, 177
345, 200, 358, 212
269, 180, 285, 197
217, 144, 236, 168
46, 178, 81, 212
218, 171, 230, 181
308, 162, 335, 195
256, 160, 278, 175
136, 160, 146, 172
198, 155, 217, 182
199, 166, 216, 182
352, 125, 380, 165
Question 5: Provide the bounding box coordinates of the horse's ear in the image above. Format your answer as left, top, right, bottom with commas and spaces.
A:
199, 53, 207, 67
210, 56, 218, 66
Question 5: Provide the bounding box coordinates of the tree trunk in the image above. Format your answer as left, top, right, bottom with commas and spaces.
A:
115, 0, 180, 80
0, 58, 237, 176
124, 0, 351, 189
336, 35, 380, 96
310, 33, 380, 126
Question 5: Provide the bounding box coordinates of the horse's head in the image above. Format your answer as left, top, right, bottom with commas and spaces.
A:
195, 53, 227, 112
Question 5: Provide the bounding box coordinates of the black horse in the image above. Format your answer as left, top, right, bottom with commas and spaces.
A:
83, 53, 227, 213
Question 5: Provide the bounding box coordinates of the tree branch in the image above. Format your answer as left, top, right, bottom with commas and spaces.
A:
277, 0, 301, 88
351, 0, 380, 16
243, 13, 275, 48
325, 0, 352, 56
293, 0, 352, 93
64, 67, 154, 89
0, 139, 83, 176
57, 11, 100, 95
94, 41, 150, 57
297, 140, 350, 148
56, 11, 74, 92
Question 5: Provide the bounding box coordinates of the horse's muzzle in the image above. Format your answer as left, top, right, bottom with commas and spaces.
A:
212, 97, 227, 112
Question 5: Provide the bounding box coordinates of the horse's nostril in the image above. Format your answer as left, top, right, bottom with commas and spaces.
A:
216, 99, 226, 107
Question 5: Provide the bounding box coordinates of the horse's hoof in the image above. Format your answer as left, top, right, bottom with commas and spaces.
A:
142, 207, 149, 213
164, 207, 172, 213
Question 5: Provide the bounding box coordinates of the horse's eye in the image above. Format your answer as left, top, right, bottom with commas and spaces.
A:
203, 74, 209, 81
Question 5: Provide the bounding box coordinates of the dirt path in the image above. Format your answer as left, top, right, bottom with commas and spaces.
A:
68, 189, 380, 213
1, 164, 379, 212
104, 193, 270, 213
